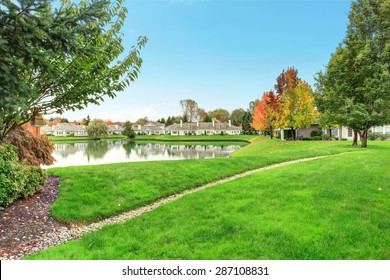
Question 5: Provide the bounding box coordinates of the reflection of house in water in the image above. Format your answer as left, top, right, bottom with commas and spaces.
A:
50, 140, 243, 167
122, 143, 240, 160
53, 143, 88, 158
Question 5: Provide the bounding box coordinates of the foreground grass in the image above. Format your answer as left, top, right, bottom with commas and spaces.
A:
30, 142, 390, 259
48, 138, 359, 224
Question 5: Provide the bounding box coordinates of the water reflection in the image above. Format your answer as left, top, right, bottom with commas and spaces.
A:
86, 140, 109, 160
46, 140, 242, 168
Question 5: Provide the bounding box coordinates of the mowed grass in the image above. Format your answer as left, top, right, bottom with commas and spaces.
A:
48, 138, 358, 224
29, 143, 390, 259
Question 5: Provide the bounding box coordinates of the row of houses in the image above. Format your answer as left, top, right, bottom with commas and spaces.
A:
41, 123, 124, 137
279, 124, 390, 141
38, 120, 390, 140
40, 120, 243, 137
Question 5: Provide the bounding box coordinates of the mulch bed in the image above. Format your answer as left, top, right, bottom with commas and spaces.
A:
0, 177, 65, 260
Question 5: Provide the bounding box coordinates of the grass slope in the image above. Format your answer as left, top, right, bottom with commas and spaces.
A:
29, 142, 390, 259
48, 138, 357, 223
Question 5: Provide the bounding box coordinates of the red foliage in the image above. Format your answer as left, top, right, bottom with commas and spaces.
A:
4, 126, 55, 166
251, 90, 279, 131
275, 67, 299, 96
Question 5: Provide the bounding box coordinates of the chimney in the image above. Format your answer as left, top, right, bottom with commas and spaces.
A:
197, 120, 199, 127
212, 119, 215, 127
228, 120, 231, 127
180, 120, 183, 128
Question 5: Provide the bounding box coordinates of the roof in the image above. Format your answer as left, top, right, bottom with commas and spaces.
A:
134, 122, 165, 131
166, 122, 242, 131
53, 123, 86, 132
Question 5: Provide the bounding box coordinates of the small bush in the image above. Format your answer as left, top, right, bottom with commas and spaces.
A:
311, 129, 323, 138
368, 132, 381, 141
0, 143, 47, 207
322, 134, 331, 140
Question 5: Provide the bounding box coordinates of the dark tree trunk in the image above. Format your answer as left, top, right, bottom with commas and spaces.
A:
291, 127, 295, 140
328, 127, 332, 140
270, 126, 273, 139
360, 129, 368, 148
352, 130, 358, 146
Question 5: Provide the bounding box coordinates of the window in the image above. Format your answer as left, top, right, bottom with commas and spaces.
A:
348, 128, 353, 137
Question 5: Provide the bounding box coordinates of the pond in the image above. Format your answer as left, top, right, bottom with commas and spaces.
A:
44, 140, 244, 168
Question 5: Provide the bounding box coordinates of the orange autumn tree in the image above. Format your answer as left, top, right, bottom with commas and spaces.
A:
276, 67, 318, 139
251, 90, 279, 138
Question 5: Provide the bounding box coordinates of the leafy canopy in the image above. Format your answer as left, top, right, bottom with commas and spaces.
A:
315, 0, 390, 147
86, 119, 108, 139
0, 0, 147, 139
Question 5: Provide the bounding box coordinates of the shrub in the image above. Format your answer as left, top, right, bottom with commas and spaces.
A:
0, 143, 47, 207
5, 126, 55, 166
322, 134, 331, 140
311, 129, 323, 138
368, 132, 381, 140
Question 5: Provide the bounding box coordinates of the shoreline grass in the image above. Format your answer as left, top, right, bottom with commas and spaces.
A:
29, 143, 390, 260
48, 138, 361, 224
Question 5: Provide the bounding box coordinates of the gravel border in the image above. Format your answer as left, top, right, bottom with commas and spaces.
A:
2, 155, 329, 260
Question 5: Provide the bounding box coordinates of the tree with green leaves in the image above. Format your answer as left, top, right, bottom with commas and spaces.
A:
122, 121, 135, 139
230, 108, 246, 126
0, 0, 147, 140
135, 117, 149, 125
242, 110, 255, 134
209, 108, 230, 123
315, 0, 390, 147
87, 119, 108, 139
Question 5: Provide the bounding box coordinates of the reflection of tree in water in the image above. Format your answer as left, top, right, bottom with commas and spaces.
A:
122, 141, 136, 158
53, 143, 80, 159
85, 140, 109, 160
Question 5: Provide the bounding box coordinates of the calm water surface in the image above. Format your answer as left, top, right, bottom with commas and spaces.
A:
45, 140, 243, 168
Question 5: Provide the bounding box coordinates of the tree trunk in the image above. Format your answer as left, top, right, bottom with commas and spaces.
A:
352, 130, 358, 146
360, 129, 368, 148
329, 127, 332, 141
270, 126, 273, 139
291, 127, 295, 140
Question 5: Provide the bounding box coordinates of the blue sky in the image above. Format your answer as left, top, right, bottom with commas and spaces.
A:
62, 0, 353, 122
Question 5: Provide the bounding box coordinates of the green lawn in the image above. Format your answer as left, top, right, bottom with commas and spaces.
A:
47, 138, 358, 224
29, 141, 390, 259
